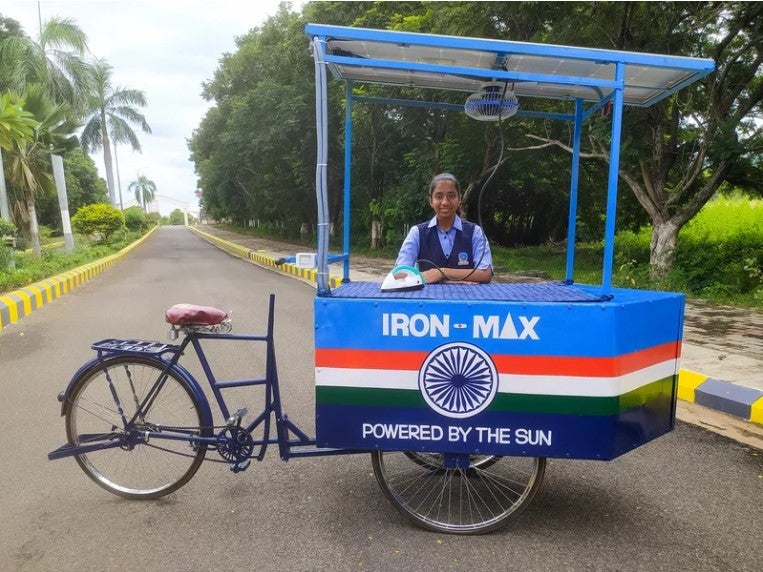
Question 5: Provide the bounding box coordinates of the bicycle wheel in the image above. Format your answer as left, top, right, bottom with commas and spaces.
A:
65, 356, 208, 500
372, 451, 546, 534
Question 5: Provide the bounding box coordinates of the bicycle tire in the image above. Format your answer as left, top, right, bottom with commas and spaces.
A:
64, 355, 208, 500
372, 451, 546, 534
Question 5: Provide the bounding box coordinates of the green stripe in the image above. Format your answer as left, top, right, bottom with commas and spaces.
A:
316, 376, 676, 417
317, 386, 428, 408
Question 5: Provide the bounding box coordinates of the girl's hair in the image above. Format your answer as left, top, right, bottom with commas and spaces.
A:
428, 172, 460, 196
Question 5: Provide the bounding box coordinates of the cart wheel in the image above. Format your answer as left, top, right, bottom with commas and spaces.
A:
403, 452, 500, 471
372, 451, 545, 534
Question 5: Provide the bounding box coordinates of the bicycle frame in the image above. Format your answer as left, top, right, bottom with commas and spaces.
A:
49, 294, 363, 463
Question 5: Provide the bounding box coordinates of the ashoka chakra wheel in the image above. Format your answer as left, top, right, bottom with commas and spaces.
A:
418, 342, 498, 418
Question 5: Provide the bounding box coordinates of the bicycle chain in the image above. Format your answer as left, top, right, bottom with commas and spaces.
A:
138, 423, 257, 465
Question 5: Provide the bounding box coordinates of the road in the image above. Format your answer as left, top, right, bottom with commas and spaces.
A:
1, 226, 760, 571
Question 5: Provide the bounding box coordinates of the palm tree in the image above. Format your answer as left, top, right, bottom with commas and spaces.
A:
80, 59, 151, 206
0, 16, 90, 224
0, 93, 38, 220
0, 16, 92, 110
5, 86, 79, 256
0, 93, 37, 148
128, 174, 157, 212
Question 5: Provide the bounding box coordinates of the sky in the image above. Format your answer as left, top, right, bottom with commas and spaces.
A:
4, 0, 305, 215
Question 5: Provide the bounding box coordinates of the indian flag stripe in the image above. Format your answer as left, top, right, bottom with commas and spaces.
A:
316, 358, 678, 397
315, 341, 679, 377
316, 375, 675, 416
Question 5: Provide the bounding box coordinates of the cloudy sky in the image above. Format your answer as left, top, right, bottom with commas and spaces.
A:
4, 0, 305, 215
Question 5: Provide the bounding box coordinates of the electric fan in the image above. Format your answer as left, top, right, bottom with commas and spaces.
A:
464, 82, 519, 121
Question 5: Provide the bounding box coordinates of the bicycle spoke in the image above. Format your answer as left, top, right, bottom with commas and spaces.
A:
66, 357, 207, 499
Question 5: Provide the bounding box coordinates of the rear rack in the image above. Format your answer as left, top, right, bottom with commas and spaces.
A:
92, 339, 180, 356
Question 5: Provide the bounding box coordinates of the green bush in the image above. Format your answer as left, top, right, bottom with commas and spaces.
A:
0, 245, 15, 270
71, 203, 125, 241
123, 206, 148, 232
0, 227, 147, 294
608, 198, 762, 301
675, 198, 763, 297
0, 218, 17, 237
614, 228, 651, 265
39, 225, 56, 240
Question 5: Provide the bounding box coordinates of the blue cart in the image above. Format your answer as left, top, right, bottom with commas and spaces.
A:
49, 25, 714, 535
306, 24, 712, 532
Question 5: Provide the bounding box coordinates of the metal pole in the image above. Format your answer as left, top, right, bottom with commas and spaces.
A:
312, 38, 330, 295
601, 63, 626, 296
564, 99, 584, 283
342, 82, 353, 283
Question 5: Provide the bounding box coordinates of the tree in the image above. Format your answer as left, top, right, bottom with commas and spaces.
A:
637, 2, 762, 277
35, 148, 108, 228
189, 1, 761, 268
0, 93, 37, 149
4, 85, 79, 256
518, 2, 762, 277
190, 5, 322, 232
168, 208, 186, 225
128, 173, 156, 212
122, 205, 148, 231
0, 14, 25, 43
0, 14, 90, 244
0, 16, 92, 110
80, 59, 151, 206
63, 148, 109, 213
0, 93, 38, 219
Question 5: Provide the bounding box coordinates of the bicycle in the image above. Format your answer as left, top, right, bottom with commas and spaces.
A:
49, 295, 546, 535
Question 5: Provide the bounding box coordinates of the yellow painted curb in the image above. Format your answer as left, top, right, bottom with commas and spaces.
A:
677, 369, 709, 403
750, 396, 763, 425
189, 227, 343, 289
0, 227, 156, 331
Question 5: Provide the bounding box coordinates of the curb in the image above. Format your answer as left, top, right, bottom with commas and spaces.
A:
189, 227, 345, 289
678, 369, 762, 425
0, 227, 156, 332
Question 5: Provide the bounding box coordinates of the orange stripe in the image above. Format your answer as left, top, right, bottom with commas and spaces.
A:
316, 348, 426, 370
315, 341, 679, 377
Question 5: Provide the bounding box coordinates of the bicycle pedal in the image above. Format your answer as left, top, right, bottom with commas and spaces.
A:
226, 407, 248, 426
230, 459, 251, 473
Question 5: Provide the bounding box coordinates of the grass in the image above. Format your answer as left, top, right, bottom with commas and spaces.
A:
0, 228, 149, 295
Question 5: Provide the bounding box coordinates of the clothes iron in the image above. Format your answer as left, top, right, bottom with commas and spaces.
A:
380, 265, 426, 292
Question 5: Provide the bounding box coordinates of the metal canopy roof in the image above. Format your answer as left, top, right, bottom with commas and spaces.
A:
305, 24, 715, 107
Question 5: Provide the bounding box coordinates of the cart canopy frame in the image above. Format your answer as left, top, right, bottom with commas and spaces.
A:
305, 24, 714, 296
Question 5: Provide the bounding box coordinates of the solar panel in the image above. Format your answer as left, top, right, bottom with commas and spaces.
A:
307, 24, 714, 107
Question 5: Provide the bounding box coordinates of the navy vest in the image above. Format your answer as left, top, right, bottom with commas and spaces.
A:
416, 221, 476, 271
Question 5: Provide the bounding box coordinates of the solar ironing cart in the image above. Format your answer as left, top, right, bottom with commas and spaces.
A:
305, 24, 714, 532
48, 24, 714, 537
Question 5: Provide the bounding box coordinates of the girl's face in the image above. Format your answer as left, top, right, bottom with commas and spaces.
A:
429, 179, 461, 221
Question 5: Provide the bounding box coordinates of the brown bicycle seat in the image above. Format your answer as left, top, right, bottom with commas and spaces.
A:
165, 304, 228, 326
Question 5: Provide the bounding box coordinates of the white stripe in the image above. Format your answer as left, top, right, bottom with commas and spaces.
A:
315, 359, 678, 398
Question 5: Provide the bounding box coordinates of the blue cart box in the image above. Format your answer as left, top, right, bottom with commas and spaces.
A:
316, 282, 684, 461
